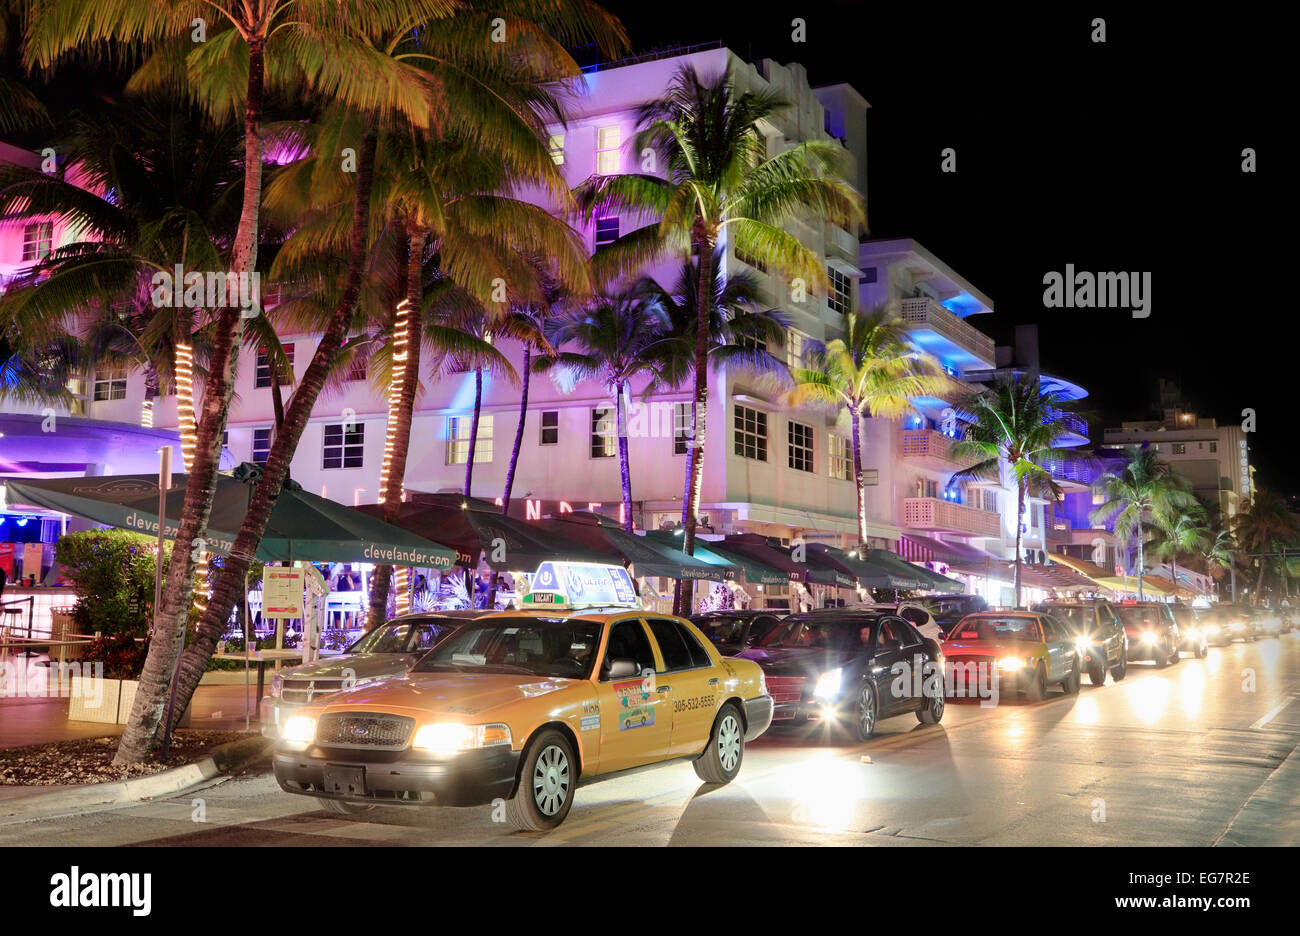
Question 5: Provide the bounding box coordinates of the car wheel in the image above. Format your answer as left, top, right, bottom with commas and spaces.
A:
1196, 640, 1208, 659
1062, 660, 1081, 694
506, 729, 575, 832
853, 684, 878, 741
1024, 665, 1046, 702
1111, 651, 1127, 681
1089, 658, 1107, 686
320, 798, 374, 816
917, 686, 945, 724
693, 703, 745, 784
1168, 639, 1181, 664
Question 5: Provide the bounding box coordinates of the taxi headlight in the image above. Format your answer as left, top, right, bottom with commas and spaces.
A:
282, 715, 315, 744
757, 670, 767, 696
1073, 636, 1092, 653
270, 675, 284, 699
997, 656, 1025, 672
813, 668, 843, 699
412, 722, 512, 756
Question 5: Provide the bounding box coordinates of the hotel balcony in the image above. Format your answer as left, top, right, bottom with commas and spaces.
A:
902, 497, 1001, 537
900, 428, 979, 470
1046, 519, 1073, 542
900, 296, 996, 370
1044, 406, 1089, 447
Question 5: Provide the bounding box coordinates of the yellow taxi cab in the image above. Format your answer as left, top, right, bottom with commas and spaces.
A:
272, 562, 774, 831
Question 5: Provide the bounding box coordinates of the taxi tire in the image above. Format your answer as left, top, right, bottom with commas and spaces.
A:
693, 703, 745, 784
506, 729, 575, 832
1024, 665, 1046, 702
1061, 660, 1081, 694
320, 798, 375, 816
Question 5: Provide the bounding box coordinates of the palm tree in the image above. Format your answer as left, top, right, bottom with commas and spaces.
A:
576, 65, 863, 611
1150, 505, 1210, 598
783, 311, 952, 547
1232, 488, 1300, 603
1090, 445, 1197, 600
501, 294, 562, 516
951, 374, 1085, 606
535, 293, 681, 532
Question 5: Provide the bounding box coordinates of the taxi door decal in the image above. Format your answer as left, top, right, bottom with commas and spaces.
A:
613, 674, 655, 730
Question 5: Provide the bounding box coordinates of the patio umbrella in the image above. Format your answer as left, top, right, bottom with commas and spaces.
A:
545, 514, 733, 581
4, 468, 457, 567
356, 494, 610, 571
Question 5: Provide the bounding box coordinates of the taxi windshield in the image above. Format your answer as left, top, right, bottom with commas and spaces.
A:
1117, 606, 1164, 628
413, 617, 603, 679
761, 618, 874, 651
950, 616, 1041, 641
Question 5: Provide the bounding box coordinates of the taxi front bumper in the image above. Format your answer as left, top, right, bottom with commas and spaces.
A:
273, 745, 521, 808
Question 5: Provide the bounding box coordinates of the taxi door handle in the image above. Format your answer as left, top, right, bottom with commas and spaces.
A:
657, 685, 671, 694
708, 678, 719, 687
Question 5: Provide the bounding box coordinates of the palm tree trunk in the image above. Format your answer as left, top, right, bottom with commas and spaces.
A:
149, 128, 379, 750
852, 410, 867, 544
501, 345, 531, 515
674, 243, 713, 615
1136, 522, 1145, 600
617, 380, 634, 533
463, 368, 483, 496
1013, 478, 1025, 607
369, 225, 429, 630
1254, 559, 1265, 604
113, 37, 270, 766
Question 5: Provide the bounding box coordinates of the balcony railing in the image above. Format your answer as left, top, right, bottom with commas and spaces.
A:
900, 428, 978, 468
1044, 406, 1089, 440
902, 497, 1001, 537
899, 297, 995, 364
1042, 457, 1098, 485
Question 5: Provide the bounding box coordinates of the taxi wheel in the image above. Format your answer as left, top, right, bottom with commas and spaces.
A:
693, 703, 745, 784
506, 730, 575, 832
321, 798, 374, 816
1088, 659, 1107, 686
1024, 665, 1046, 702
1062, 660, 1081, 695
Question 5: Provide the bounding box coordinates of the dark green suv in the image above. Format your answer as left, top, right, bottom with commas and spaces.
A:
1033, 599, 1128, 685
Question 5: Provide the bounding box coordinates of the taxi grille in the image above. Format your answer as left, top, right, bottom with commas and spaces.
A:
316, 713, 414, 750
282, 677, 345, 704
764, 676, 806, 705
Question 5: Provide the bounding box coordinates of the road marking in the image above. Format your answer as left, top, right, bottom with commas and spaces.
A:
1250, 690, 1300, 730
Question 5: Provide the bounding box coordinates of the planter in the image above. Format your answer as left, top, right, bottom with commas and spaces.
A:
67, 676, 192, 727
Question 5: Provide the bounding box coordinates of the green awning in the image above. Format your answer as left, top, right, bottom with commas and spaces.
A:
809, 544, 919, 589
863, 549, 958, 590
542, 515, 731, 581
678, 537, 789, 586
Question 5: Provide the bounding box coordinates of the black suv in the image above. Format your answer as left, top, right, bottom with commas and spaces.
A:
689, 610, 785, 656
1116, 601, 1182, 666
1033, 598, 1128, 685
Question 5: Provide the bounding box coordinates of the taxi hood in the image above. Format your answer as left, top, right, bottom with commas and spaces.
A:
281, 653, 417, 682
311, 672, 579, 720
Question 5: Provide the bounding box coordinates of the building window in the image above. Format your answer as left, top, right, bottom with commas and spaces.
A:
92, 365, 127, 401
1209, 441, 1217, 453
539, 410, 559, 445
21, 221, 53, 261
737, 333, 767, 354
322, 422, 364, 469
595, 215, 619, 252
253, 428, 273, 466
860, 266, 878, 284
827, 265, 853, 315
447, 415, 493, 464
673, 402, 692, 455
1171, 443, 1186, 455
982, 489, 1000, 513
916, 478, 939, 499
786, 332, 807, 370
548, 133, 565, 165
596, 126, 621, 175
788, 421, 814, 472
734, 406, 767, 461
735, 246, 768, 273
255, 344, 294, 388
590, 406, 617, 458
828, 434, 851, 480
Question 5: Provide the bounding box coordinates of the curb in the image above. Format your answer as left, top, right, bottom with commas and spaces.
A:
0, 735, 271, 822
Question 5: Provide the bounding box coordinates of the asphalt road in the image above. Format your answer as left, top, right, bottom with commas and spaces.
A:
3, 632, 1298, 846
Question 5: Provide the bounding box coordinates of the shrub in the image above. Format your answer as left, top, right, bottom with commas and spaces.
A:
82, 633, 151, 680
54, 530, 169, 637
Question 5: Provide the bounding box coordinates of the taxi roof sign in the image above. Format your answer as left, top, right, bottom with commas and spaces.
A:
523, 561, 640, 610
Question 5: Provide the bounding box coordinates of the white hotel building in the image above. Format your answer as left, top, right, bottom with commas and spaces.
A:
4, 45, 1078, 608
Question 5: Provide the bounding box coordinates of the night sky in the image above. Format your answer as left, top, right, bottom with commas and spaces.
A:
602, 3, 1286, 492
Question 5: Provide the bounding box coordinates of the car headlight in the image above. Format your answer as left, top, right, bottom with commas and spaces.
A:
757, 670, 767, 696
270, 675, 284, 699
997, 656, 1025, 671
282, 715, 316, 744
411, 722, 512, 756
813, 668, 843, 699
1203, 623, 1219, 634
1073, 636, 1092, 653
1141, 631, 1158, 645
1184, 627, 1200, 640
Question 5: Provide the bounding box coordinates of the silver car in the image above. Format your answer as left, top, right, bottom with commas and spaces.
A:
260, 611, 484, 738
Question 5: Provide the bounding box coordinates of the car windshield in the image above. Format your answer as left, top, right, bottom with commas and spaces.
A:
950, 616, 1041, 641
1170, 607, 1197, 624
412, 617, 603, 679
1204, 606, 1243, 620
1117, 606, 1165, 628
1040, 606, 1092, 633
345, 621, 447, 654
694, 618, 747, 645
761, 618, 874, 651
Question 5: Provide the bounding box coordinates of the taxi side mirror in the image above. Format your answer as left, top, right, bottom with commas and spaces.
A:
607, 658, 639, 679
